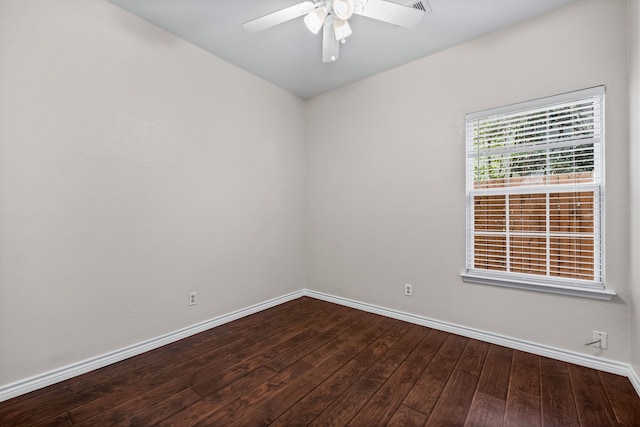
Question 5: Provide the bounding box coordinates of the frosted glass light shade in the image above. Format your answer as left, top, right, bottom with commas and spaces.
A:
334, 18, 352, 40
332, 0, 354, 20
304, 6, 328, 34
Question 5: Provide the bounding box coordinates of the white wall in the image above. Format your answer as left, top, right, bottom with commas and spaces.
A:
629, 0, 640, 377
0, 0, 306, 387
307, 0, 631, 361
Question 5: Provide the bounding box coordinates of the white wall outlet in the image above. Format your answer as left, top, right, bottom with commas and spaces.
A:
189, 291, 197, 306
593, 330, 607, 349
404, 284, 412, 296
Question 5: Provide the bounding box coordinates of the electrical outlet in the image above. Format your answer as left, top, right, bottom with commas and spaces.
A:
189, 291, 197, 306
593, 330, 607, 349
404, 284, 412, 296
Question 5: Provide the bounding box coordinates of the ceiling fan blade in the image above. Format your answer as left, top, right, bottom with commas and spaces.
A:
354, 0, 425, 28
322, 20, 340, 62
243, 1, 316, 32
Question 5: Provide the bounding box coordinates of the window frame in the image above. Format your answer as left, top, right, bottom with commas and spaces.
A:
461, 86, 615, 300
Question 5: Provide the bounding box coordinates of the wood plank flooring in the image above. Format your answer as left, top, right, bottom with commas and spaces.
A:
1, 296, 640, 426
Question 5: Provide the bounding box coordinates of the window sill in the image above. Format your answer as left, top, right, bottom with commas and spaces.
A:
460, 273, 616, 301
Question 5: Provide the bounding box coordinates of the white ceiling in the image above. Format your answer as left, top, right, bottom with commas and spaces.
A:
106, 0, 576, 99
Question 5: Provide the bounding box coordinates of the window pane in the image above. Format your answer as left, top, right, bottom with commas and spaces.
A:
549, 144, 594, 175
473, 154, 509, 186
549, 171, 593, 185
549, 192, 594, 234
550, 236, 594, 281
474, 235, 506, 271
508, 150, 546, 178
510, 236, 546, 275
509, 193, 546, 233
474, 195, 505, 231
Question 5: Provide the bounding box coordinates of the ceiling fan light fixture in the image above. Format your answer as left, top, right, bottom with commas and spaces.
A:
243, 0, 426, 64
352, 0, 367, 13
334, 18, 352, 40
332, 0, 354, 20
304, 6, 328, 34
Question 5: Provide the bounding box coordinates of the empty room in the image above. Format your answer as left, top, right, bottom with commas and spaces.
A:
1, 0, 640, 425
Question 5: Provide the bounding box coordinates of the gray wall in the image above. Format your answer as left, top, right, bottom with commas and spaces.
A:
629, 0, 640, 377
0, 0, 306, 386
1, 0, 638, 392
306, 0, 632, 361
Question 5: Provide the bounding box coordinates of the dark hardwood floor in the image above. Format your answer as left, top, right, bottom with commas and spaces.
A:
1, 296, 639, 426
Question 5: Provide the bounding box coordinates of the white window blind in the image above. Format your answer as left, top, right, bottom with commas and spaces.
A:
465, 86, 605, 293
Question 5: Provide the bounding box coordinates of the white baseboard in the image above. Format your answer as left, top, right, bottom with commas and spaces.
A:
0, 290, 304, 403
303, 289, 640, 396
2, 288, 639, 402
630, 365, 640, 397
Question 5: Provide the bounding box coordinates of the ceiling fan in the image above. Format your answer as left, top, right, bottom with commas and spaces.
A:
243, 0, 429, 62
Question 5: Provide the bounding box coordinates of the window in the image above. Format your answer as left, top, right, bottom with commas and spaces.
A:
462, 87, 614, 300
